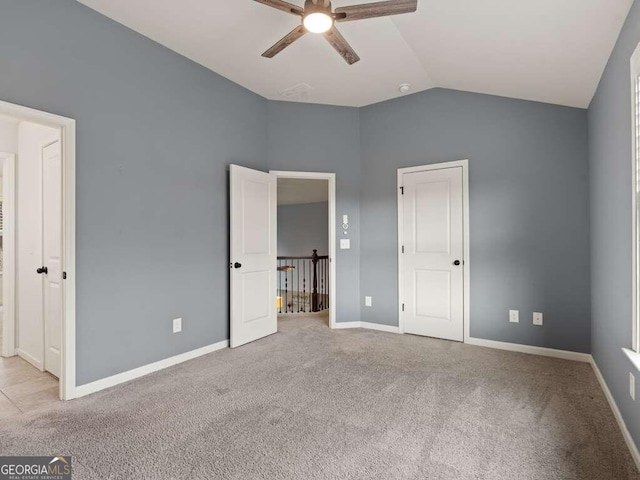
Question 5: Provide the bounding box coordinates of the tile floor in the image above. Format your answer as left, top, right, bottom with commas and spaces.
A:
0, 355, 59, 419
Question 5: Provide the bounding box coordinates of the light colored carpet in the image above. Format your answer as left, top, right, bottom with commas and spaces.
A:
0, 313, 638, 479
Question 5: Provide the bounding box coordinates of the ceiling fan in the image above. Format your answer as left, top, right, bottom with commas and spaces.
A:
255, 0, 418, 65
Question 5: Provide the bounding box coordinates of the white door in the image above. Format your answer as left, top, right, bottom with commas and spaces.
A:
42, 140, 63, 377
401, 167, 464, 341
230, 165, 277, 348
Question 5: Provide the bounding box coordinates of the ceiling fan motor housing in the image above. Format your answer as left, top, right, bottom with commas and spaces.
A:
304, 0, 332, 16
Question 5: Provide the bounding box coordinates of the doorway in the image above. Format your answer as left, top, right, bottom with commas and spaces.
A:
276, 177, 330, 323
397, 160, 470, 342
0, 100, 76, 401
229, 166, 336, 349
272, 171, 336, 330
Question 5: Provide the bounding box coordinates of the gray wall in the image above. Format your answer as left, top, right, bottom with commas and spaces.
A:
0, 0, 596, 387
267, 102, 361, 324
0, 0, 268, 385
589, 0, 640, 449
277, 202, 329, 257
360, 89, 591, 353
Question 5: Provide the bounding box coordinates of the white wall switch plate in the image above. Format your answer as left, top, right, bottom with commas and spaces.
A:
365, 296, 372, 307
631, 372, 636, 400
509, 310, 519, 323
533, 312, 543, 326
340, 239, 351, 249
173, 318, 182, 333
343, 214, 349, 224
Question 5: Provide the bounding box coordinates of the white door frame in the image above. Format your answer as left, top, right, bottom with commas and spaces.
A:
0, 99, 76, 401
270, 171, 337, 329
397, 160, 470, 340
0, 153, 16, 360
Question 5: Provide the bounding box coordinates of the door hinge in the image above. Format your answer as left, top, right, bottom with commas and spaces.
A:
400, 186, 404, 195
402, 245, 405, 254
63, 272, 67, 280
402, 303, 405, 312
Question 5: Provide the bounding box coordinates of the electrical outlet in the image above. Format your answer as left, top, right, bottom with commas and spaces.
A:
509, 310, 519, 323
365, 296, 372, 307
173, 318, 182, 333
340, 239, 351, 250
533, 312, 543, 326
631, 373, 636, 401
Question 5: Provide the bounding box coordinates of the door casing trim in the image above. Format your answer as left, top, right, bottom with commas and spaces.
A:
0, 153, 16, 360
0, 99, 76, 400
397, 160, 470, 341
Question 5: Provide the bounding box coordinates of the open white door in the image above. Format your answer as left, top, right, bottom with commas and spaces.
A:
43, 139, 63, 377
230, 165, 277, 348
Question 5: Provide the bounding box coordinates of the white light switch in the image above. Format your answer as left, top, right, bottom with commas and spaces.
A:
173, 318, 182, 333
533, 312, 543, 326
340, 239, 351, 249
509, 310, 519, 323
365, 296, 372, 307
343, 215, 349, 224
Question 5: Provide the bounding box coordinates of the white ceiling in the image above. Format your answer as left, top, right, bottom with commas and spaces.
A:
77, 0, 632, 108
277, 178, 328, 206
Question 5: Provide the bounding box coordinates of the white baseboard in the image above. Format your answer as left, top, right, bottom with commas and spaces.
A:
465, 337, 592, 363
590, 358, 640, 471
16, 348, 44, 371
73, 339, 229, 399
333, 321, 361, 329
360, 322, 401, 334
333, 321, 400, 333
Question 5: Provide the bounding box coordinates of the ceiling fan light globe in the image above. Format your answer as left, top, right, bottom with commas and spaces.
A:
303, 12, 333, 34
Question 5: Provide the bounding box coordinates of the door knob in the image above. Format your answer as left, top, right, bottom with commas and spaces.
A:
37, 266, 48, 274
234, 262, 242, 269
453, 260, 461, 266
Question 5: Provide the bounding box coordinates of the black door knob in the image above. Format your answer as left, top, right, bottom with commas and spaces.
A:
234, 262, 242, 269
37, 266, 48, 274
453, 260, 461, 266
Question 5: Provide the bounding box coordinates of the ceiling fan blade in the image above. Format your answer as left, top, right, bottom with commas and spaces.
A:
262, 25, 307, 58
254, 0, 304, 16
335, 0, 417, 22
323, 26, 360, 65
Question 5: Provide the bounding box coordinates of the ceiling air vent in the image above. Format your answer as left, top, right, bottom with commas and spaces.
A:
280, 83, 313, 101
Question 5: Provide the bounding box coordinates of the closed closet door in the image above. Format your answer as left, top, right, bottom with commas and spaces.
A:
401, 167, 464, 342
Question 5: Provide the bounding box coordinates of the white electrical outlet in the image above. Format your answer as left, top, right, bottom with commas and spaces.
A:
340, 239, 351, 250
365, 296, 372, 307
173, 318, 182, 333
631, 373, 636, 401
533, 312, 543, 326
509, 310, 519, 323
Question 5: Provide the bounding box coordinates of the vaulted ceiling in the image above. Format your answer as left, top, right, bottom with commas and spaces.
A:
77, 0, 633, 108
